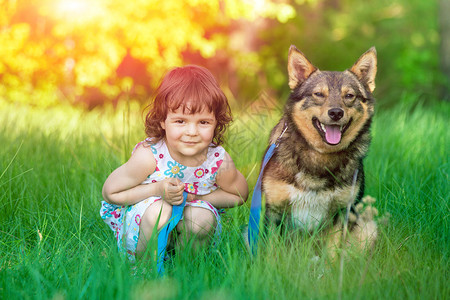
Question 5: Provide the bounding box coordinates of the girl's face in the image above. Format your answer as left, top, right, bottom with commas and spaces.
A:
161, 107, 217, 166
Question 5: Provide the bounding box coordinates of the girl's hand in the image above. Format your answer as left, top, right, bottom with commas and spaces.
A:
186, 192, 199, 202
159, 178, 185, 206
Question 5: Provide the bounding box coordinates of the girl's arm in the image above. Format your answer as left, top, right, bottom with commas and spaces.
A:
102, 144, 184, 206
197, 152, 248, 208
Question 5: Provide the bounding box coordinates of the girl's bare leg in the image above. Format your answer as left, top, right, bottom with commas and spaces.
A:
136, 200, 173, 258
177, 206, 216, 250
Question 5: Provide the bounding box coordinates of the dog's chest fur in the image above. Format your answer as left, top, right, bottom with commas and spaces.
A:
263, 137, 361, 232
287, 177, 354, 231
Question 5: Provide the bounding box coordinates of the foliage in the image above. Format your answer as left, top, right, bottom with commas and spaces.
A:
253, 0, 442, 104
0, 96, 448, 299
0, 0, 444, 109
0, 0, 296, 108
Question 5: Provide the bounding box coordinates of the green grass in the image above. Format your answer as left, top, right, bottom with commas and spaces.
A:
0, 97, 448, 299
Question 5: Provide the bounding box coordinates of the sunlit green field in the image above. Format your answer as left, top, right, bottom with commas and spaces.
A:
0, 97, 448, 299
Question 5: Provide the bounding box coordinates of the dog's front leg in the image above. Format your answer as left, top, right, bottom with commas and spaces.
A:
263, 177, 293, 227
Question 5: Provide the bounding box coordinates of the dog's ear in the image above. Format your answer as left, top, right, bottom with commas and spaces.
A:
350, 47, 377, 93
288, 45, 317, 90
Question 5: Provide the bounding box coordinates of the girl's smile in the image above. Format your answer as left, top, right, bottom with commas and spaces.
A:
161, 107, 217, 167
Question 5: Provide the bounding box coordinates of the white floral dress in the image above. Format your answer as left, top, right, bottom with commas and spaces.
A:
100, 139, 225, 261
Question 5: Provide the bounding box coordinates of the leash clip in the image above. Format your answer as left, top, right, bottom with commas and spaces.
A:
275, 122, 288, 148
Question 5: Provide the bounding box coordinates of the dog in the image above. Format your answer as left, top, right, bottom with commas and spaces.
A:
262, 45, 378, 257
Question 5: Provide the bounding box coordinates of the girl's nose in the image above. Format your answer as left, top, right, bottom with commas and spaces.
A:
186, 123, 198, 135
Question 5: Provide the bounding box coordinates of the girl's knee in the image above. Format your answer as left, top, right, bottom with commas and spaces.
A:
136, 201, 172, 256
182, 207, 216, 237
141, 200, 173, 230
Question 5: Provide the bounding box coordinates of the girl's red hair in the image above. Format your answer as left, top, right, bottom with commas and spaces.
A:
144, 65, 232, 146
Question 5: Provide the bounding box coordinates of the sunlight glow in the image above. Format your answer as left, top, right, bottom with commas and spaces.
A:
53, 0, 104, 22
246, 0, 266, 14
57, 0, 89, 14
242, 0, 295, 23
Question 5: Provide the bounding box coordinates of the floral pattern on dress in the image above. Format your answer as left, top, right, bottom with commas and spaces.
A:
194, 168, 205, 179
185, 182, 199, 194
150, 144, 157, 154
211, 160, 223, 174
135, 214, 141, 225
164, 161, 186, 178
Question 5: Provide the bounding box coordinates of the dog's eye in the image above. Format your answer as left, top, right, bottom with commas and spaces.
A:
313, 92, 324, 98
345, 93, 355, 99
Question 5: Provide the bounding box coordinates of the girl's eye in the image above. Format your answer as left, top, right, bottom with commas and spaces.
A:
200, 121, 209, 125
175, 120, 184, 124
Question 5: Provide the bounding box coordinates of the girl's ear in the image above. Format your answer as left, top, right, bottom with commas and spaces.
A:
160, 121, 166, 130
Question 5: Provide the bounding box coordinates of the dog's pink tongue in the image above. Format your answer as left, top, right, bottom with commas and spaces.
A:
325, 125, 342, 145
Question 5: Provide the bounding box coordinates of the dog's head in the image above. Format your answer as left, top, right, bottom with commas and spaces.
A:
285, 46, 377, 154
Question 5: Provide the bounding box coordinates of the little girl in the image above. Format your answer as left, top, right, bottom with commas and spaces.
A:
100, 65, 248, 262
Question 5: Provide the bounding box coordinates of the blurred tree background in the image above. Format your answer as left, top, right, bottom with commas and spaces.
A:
0, 0, 446, 109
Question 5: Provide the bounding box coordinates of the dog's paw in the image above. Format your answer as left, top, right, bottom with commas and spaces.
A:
349, 195, 379, 223
350, 195, 391, 227
359, 195, 379, 222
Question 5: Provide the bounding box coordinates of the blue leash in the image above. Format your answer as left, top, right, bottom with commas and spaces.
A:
248, 123, 287, 256
248, 143, 276, 255
157, 191, 187, 275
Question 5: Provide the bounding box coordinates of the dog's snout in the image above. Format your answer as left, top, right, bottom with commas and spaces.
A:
328, 108, 344, 121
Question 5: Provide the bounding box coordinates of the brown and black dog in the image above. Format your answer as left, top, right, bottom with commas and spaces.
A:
263, 46, 378, 256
